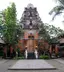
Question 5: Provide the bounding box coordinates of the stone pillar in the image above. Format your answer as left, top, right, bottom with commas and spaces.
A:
10, 46, 13, 58
3, 47, 7, 58
55, 45, 58, 54
49, 45, 52, 54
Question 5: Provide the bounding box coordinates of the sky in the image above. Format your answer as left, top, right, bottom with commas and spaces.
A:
0, 0, 64, 30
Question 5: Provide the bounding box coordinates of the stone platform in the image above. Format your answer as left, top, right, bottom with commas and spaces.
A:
9, 60, 56, 70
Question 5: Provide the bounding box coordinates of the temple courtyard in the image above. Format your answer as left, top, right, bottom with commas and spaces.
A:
0, 58, 64, 72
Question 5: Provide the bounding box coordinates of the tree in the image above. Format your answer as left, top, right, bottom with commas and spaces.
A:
44, 23, 64, 37
0, 2, 24, 58
0, 11, 5, 39
3, 3, 23, 47
49, 0, 64, 20
3, 3, 17, 45
56, 0, 64, 5
39, 24, 50, 43
44, 23, 64, 44
39, 22, 64, 44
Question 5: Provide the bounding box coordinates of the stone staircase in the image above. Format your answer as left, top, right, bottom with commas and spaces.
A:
25, 49, 38, 59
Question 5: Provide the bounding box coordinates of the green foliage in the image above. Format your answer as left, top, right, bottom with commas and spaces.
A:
56, 0, 64, 5
16, 48, 20, 52
4, 3, 16, 25
3, 3, 16, 44
39, 23, 64, 44
44, 23, 64, 43
39, 24, 50, 42
0, 12, 3, 25
0, 50, 3, 56
39, 55, 49, 59
0, 11, 5, 38
49, 6, 64, 20
49, 0, 64, 20
16, 57, 25, 59
44, 23, 64, 38
1, 2, 23, 46
14, 54, 25, 60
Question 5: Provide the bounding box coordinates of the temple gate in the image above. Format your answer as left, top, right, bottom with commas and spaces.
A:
20, 4, 42, 58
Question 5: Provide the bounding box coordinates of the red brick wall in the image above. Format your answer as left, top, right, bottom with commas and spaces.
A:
34, 32, 38, 39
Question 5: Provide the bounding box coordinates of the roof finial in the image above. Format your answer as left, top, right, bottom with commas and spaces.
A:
27, 3, 34, 8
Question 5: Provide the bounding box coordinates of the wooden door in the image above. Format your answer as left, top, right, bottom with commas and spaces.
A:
27, 36, 34, 52
27, 39, 34, 52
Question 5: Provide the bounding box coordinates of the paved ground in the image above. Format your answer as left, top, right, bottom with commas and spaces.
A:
0, 58, 64, 72
9, 60, 55, 70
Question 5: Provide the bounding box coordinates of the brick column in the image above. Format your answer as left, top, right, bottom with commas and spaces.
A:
55, 45, 58, 54
49, 45, 52, 54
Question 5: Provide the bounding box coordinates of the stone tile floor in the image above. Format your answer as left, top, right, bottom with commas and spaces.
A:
0, 58, 64, 72
9, 60, 56, 70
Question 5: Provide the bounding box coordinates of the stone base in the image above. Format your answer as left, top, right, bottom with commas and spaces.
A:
9, 60, 56, 70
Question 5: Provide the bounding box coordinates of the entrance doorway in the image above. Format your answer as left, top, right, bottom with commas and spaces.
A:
25, 35, 38, 59
27, 36, 34, 53
26, 35, 36, 59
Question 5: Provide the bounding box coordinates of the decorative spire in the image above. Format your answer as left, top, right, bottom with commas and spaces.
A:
27, 3, 34, 8
20, 3, 42, 29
